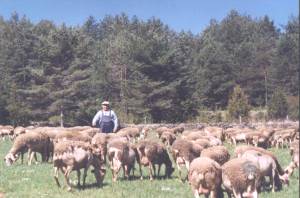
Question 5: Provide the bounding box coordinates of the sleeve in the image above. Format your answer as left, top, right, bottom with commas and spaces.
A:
111, 110, 118, 131
92, 111, 102, 126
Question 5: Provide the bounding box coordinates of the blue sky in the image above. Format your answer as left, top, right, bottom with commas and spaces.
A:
0, 0, 298, 33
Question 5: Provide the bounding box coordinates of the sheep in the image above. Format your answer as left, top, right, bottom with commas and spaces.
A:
91, 133, 108, 163
0, 125, 14, 140
192, 139, 211, 149
79, 128, 99, 138
4, 131, 51, 166
285, 148, 299, 177
204, 126, 224, 141
188, 157, 223, 198
53, 140, 106, 191
116, 126, 149, 142
222, 158, 260, 198
155, 126, 184, 138
200, 146, 230, 165
155, 126, 170, 138
160, 131, 176, 146
171, 139, 202, 181
241, 149, 289, 192
107, 138, 138, 181
55, 130, 92, 143
285, 143, 299, 176
234, 145, 289, 190
137, 139, 174, 180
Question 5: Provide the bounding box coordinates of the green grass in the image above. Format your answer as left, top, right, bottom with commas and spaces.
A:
0, 135, 298, 198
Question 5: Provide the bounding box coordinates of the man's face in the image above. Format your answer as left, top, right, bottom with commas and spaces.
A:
102, 105, 109, 111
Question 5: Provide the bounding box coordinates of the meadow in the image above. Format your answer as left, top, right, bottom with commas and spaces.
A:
0, 132, 298, 198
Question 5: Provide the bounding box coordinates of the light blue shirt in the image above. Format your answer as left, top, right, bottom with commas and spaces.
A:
92, 110, 118, 131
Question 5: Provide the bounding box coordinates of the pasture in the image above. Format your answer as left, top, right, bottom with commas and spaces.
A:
0, 131, 299, 198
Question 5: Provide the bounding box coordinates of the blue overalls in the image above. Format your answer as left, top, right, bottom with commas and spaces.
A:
99, 110, 114, 133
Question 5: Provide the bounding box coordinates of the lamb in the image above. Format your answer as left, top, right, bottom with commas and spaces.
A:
285, 148, 299, 177
107, 138, 138, 181
137, 139, 174, 180
160, 131, 176, 146
4, 131, 51, 166
171, 139, 202, 181
241, 149, 289, 192
53, 140, 106, 191
188, 157, 223, 198
200, 146, 230, 165
91, 133, 108, 163
222, 158, 260, 198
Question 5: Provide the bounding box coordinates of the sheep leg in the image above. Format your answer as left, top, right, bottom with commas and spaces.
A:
232, 188, 241, 198
28, 151, 35, 166
209, 190, 216, 198
27, 149, 32, 165
64, 166, 73, 191
82, 167, 88, 189
21, 152, 24, 164
139, 163, 143, 180
149, 162, 154, 181
157, 164, 162, 178
77, 170, 81, 188
34, 152, 38, 164
152, 164, 156, 178
193, 188, 200, 198
54, 167, 61, 187
271, 169, 275, 192
124, 165, 129, 179
185, 159, 190, 171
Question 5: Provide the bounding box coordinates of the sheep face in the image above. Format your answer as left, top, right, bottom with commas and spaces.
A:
4, 153, 18, 166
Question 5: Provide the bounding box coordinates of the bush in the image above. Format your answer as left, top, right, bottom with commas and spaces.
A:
267, 89, 288, 119
227, 85, 251, 120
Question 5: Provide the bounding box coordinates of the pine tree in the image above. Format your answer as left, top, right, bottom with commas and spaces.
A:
268, 89, 288, 119
227, 85, 251, 120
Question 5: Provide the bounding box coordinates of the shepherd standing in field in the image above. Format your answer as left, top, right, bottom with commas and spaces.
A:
92, 101, 118, 133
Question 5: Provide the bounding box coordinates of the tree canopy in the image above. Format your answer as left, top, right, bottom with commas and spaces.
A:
0, 11, 298, 125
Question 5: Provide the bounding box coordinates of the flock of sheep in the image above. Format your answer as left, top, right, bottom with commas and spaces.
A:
0, 121, 299, 198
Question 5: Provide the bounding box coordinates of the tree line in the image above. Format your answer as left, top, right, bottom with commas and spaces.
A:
0, 10, 298, 126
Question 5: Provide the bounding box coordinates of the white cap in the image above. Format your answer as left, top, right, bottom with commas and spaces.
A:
101, 101, 110, 105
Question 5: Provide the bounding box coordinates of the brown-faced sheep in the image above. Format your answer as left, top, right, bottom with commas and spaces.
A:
188, 157, 223, 198
53, 140, 106, 191
91, 133, 108, 163
222, 158, 260, 198
107, 138, 138, 181
200, 146, 230, 165
171, 139, 202, 181
4, 131, 50, 166
160, 131, 176, 146
241, 149, 289, 192
137, 139, 174, 180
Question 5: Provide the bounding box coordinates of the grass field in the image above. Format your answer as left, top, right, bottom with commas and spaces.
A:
0, 133, 298, 198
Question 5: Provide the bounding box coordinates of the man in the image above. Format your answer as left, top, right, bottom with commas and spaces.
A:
92, 101, 118, 133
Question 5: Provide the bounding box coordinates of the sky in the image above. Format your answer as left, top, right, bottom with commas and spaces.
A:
0, 0, 298, 34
